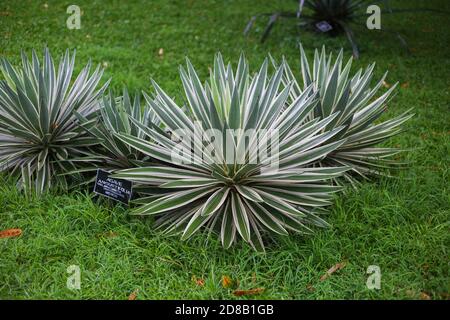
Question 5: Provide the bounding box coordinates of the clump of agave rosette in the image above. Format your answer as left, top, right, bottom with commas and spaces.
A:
279, 45, 413, 187
73, 88, 160, 179
112, 54, 349, 250
0, 48, 109, 195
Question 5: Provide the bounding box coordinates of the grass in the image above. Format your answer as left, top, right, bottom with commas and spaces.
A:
0, 0, 449, 299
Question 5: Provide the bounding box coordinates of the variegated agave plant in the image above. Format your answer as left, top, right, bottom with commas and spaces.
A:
75, 88, 159, 174
0, 49, 109, 194
280, 45, 413, 187
113, 54, 348, 250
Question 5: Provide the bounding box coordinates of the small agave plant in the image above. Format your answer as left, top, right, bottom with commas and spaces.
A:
280, 45, 413, 186
75, 88, 159, 174
0, 49, 109, 194
113, 54, 349, 250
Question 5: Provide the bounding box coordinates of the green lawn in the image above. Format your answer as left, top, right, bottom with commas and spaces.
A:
0, 0, 448, 299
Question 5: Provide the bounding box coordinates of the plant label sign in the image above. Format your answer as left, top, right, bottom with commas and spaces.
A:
316, 21, 333, 33
94, 169, 132, 204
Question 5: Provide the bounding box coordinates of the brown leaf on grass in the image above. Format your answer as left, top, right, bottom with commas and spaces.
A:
222, 275, 233, 288
401, 82, 410, 89
233, 288, 265, 297
320, 261, 347, 281
191, 275, 205, 287
196, 278, 205, 286
306, 283, 315, 292
382, 80, 391, 88
420, 292, 431, 300
158, 48, 164, 57
128, 289, 139, 300
0, 228, 22, 239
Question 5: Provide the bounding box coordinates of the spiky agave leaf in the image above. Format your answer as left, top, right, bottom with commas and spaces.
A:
0, 48, 109, 194
112, 54, 348, 250
280, 44, 413, 187
75, 88, 160, 173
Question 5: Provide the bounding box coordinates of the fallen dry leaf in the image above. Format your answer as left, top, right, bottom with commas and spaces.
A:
401, 82, 410, 89
420, 292, 431, 300
233, 288, 265, 297
222, 275, 233, 288
382, 80, 391, 88
158, 48, 164, 57
320, 261, 347, 281
0, 228, 22, 239
192, 275, 205, 287
196, 278, 205, 286
128, 289, 139, 300
306, 283, 315, 292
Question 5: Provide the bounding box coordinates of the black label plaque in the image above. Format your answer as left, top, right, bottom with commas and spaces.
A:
316, 21, 333, 33
94, 169, 132, 204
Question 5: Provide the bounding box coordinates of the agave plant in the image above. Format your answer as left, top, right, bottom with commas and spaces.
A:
112, 54, 349, 250
75, 88, 160, 174
244, 0, 443, 58
0, 49, 109, 194
279, 45, 413, 186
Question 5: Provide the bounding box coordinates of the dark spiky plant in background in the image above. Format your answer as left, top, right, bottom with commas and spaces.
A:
244, 0, 445, 58
112, 54, 349, 250
278, 45, 413, 187
0, 49, 109, 195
